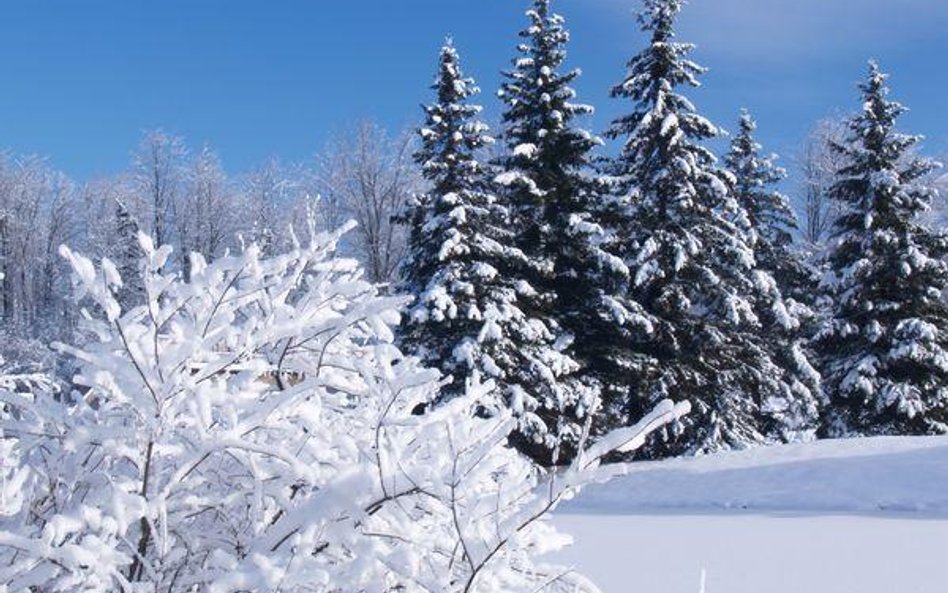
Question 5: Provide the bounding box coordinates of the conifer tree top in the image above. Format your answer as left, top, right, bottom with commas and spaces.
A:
857, 61, 908, 149
727, 109, 784, 185
498, 0, 599, 170
615, 0, 706, 101
432, 39, 479, 109
416, 39, 493, 196
725, 108, 796, 248
638, 0, 684, 35
829, 60, 939, 239
606, 0, 722, 207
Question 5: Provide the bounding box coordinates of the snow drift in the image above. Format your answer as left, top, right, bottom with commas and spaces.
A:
562, 435, 948, 515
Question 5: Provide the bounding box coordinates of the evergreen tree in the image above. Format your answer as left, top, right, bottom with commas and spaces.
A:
397, 40, 580, 464
495, 0, 652, 460
816, 62, 948, 436
725, 109, 821, 441
604, 0, 803, 457
111, 198, 145, 310
725, 109, 818, 303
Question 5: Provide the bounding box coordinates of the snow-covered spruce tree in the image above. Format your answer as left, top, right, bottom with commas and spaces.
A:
816, 62, 948, 437
397, 40, 582, 465
111, 197, 146, 310
724, 109, 821, 442
725, 109, 819, 304
604, 0, 806, 457
0, 225, 689, 593
495, 0, 654, 460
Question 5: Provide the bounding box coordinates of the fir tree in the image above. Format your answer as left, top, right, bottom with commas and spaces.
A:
604, 0, 803, 456
495, 0, 652, 461
111, 198, 145, 310
725, 109, 821, 441
816, 62, 948, 436
397, 40, 580, 464
725, 109, 818, 304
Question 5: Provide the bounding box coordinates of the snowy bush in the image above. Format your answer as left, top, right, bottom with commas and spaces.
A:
0, 223, 688, 593
0, 360, 56, 522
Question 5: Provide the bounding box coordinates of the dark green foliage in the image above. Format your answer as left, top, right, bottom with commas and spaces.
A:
397, 40, 508, 397
816, 62, 948, 437
725, 109, 821, 442
725, 110, 819, 305
495, 0, 653, 463
603, 0, 806, 457
397, 41, 581, 465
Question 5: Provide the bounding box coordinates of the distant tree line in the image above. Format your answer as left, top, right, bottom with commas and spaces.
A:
0, 123, 420, 361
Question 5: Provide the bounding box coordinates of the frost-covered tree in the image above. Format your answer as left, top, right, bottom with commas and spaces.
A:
131, 130, 187, 249
0, 223, 689, 593
799, 117, 850, 248
496, 0, 651, 460
0, 155, 74, 337
397, 40, 581, 464
237, 157, 302, 255
111, 197, 146, 310
604, 0, 804, 456
315, 121, 419, 285
921, 164, 948, 232
175, 145, 236, 280
816, 62, 948, 437
725, 109, 821, 441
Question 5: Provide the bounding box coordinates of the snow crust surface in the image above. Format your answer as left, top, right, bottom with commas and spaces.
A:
561, 435, 948, 515
552, 437, 948, 593
551, 513, 948, 593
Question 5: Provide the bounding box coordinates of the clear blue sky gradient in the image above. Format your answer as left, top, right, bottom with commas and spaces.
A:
1, 0, 947, 181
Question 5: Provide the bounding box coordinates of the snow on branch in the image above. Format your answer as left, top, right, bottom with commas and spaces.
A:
0, 227, 686, 593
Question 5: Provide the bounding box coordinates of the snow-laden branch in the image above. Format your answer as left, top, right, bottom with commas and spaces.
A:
1, 225, 687, 593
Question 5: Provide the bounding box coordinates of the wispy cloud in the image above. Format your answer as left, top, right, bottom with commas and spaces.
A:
586, 0, 948, 61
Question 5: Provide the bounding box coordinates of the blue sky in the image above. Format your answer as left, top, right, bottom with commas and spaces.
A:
1, 0, 947, 180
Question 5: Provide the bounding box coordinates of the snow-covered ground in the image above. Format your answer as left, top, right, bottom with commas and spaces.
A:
551, 513, 948, 593
551, 436, 948, 593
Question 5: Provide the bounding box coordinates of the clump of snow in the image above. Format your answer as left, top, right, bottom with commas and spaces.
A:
512, 143, 538, 158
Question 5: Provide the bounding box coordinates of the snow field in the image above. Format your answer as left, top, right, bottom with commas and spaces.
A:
550, 435, 948, 593
550, 513, 948, 593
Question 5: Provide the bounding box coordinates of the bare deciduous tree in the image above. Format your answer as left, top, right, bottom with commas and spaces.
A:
316, 121, 420, 285
37, 172, 78, 336
0, 155, 69, 332
132, 129, 187, 249
797, 117, 849, 246
176, 145, 235, 279
238, 157, 310, 255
